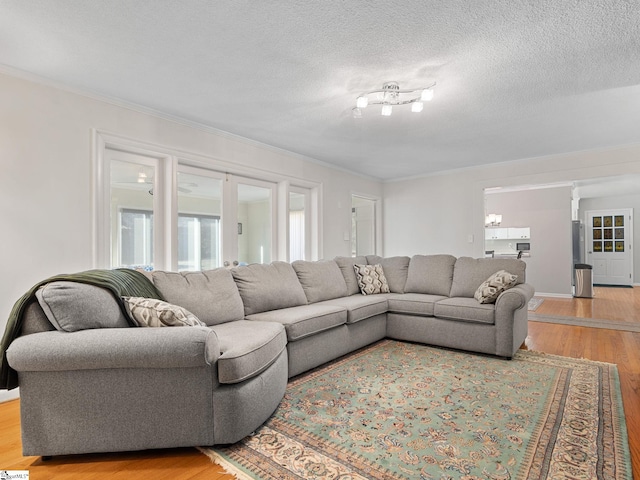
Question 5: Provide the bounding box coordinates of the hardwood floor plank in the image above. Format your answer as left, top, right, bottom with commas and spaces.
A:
534, 286, 640, 323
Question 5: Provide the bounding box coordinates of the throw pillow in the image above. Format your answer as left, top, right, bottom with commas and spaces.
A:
122, 297, 205, 327
474, 270, 518, 304
353, 264, 390, 295
35, 282, 131, 332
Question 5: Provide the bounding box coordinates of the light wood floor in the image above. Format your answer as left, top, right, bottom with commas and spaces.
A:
534, 285, 640, 323
1, 287, 638, 479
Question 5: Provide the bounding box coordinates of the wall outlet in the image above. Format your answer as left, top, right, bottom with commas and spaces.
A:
467, 234, 474, 243
344, 231, 350, 241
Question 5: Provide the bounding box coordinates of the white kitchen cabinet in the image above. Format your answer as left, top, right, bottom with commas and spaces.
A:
485, 228, 509, 240
507, 227, 530, 239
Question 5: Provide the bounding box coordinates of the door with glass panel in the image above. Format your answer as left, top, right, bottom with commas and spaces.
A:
586, 209, 633, 286
178, 168, 276, 269
176, 167, 224, 271
228, 176, 276, 267
108, 149, 163, 270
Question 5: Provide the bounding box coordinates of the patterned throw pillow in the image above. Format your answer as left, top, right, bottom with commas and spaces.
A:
122, 297, 205, 327
353, 264, 391, 295
474, 270, 518, 304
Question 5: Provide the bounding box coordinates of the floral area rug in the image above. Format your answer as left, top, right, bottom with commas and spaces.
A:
200, 339, 631, 479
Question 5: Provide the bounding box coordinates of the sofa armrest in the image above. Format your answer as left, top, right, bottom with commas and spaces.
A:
6, 327, 220, 372
495, 283, 535, 313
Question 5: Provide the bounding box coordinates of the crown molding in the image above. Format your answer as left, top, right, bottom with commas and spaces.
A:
0, 64, 381, 183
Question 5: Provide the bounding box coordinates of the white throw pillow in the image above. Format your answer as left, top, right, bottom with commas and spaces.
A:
353, 264, 390, 295
123, 297, 205, 327
474, 270, 518, 304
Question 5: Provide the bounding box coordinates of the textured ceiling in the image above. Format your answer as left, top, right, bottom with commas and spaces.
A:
1, 1, 640, 180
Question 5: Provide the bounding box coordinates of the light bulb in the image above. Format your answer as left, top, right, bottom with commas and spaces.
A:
356, 96, 368, 108
421, 88, 434, 102
381, 104, 392, 116
411, 102, 424, 113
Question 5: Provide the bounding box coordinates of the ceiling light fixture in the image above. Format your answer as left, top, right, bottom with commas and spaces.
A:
352, 81, 436, 118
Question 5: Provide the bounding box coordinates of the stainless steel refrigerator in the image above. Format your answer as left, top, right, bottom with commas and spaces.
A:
572, 220, 593, 297
572, 220, 584, 267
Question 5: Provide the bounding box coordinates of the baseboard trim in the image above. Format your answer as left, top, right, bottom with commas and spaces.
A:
0, 388, 19, 403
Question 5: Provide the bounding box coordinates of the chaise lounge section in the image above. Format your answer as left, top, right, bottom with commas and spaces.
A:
3, 254, 534, 457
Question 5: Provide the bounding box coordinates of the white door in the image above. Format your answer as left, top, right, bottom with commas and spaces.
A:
586, 209, 633, 286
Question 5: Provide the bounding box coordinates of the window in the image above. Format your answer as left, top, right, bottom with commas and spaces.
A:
178, 214, 221, 271
289, 209, 305, 261
289, 188, 311, 262
119, 208, 153, 270
177, 168, 223, 270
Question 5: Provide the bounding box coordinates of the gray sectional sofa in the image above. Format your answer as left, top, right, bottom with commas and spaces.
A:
5, 254, 534, 457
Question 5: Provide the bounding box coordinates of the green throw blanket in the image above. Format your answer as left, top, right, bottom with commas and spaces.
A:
0, 268, 164, 390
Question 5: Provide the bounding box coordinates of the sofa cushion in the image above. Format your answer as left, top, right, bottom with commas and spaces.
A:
211, 320, 287, 384
354, 264, 390, 295
318, 295, 388, 324
404, 254, 457, 297
334, 256, 367, 295
246, 304, 346, 341
35, 282, 130, 332
387, 293, 449, 316
151, 269, 244, 326
449, 257, 526, 298
366, 255, 411, 293
474, 270, 519, 304
292, 260, 348, 303
122, 297, 205, 327
232, 262, 308, 315
434, 297, 495, 324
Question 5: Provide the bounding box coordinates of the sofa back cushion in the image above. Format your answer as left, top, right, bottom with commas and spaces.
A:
449, 257, 526, 298
151, 269, 245, 325
334, 256, 367, 295
35, 282, 131, 332
232, 261, 308, 315
292, 260, 348, 303
404, 254, 457, 297
365, 255, 411, 293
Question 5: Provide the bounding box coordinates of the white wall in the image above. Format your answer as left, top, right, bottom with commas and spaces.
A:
0, 72, 381, 402
383, 144, 640, 296
580, 194, 640, 284
485, 187, 573, 295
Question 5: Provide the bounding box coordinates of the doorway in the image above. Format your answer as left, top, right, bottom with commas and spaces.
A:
351, 195, 376, 256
